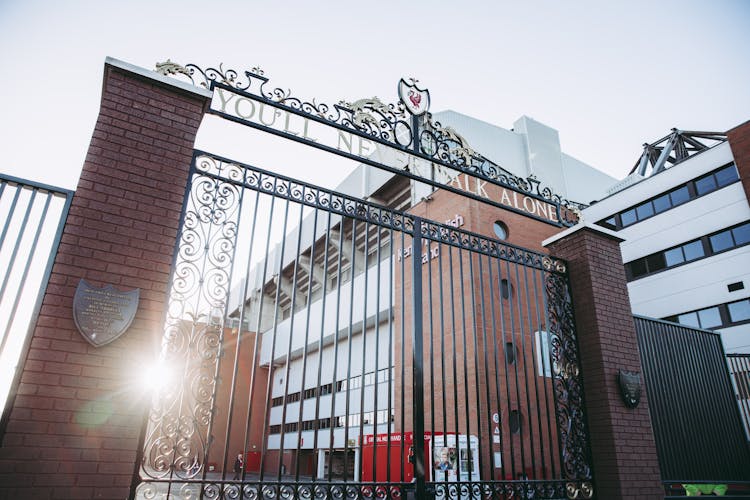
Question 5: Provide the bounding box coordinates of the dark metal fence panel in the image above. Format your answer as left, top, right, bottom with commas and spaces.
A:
634, 316, 750, 481
0, 174, 73, 438
727, 354, 750, 440
132, 152, 593, 499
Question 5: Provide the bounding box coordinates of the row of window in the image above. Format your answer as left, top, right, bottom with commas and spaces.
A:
271, 368, 393, 408
625, 220, 750, 281
664, 298, 750, 330
269, 410, 394, 434
599, 163, 739, 231
268, 410, 527, 437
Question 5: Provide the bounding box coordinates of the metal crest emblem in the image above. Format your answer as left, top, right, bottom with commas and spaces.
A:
73, 279, 140, 347
617, 369, 642, 408
398, 78, 430, 116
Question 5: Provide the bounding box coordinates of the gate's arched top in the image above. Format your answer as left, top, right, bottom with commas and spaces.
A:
155, 60, 585, 227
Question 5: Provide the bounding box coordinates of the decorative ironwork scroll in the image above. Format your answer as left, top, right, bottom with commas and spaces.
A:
138, 159, 240, 483
193, 151, 567, 275
136, 481, 406, 499
155, 60, 586, 227
545, 271, 594, 498
431, 480, 593, 500
420, 219, 567, 274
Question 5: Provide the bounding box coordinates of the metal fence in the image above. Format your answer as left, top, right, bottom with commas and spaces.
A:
0, 174, 73, 436
634, 316, 750, 497
131, 152, 594, 499
727, 354, 750, 440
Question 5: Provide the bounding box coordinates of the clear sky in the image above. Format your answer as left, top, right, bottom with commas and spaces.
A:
1, 0, 749, 190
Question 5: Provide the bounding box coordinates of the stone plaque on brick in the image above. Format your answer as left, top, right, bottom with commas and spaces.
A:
73, 279, 139, 347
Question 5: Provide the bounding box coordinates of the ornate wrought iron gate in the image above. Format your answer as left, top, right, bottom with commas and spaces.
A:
131, 153, 592, 499
132, 63, 593, 499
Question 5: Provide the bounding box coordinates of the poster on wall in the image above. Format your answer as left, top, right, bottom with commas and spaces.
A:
433, 444, 458, 480
431, 434, 480, 482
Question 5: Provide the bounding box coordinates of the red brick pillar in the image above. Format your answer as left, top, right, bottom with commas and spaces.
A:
727, 120, 750, 200
544, 223, 662, 500
0, 58, 210, 499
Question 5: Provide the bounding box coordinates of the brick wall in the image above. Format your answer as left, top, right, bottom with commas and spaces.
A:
0, 59, 209, 499
727, 120, 750, 200
545, 225, 663, 500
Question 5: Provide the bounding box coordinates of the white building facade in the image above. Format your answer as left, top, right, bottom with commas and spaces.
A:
583, 128, 750, 353
229, 111, 617, 477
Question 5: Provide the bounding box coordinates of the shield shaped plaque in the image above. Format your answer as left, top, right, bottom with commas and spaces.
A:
73, 279, 140, 347
398, 78, 430, 116
617, 369, 642, 408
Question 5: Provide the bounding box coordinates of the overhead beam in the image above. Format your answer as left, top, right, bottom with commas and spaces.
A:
298, 254, 327, 287
273, 274, 306, 307
330, 228, 365, 274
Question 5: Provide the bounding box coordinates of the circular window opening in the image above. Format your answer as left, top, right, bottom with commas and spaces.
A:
504, 342, 517, 365
509, 410, 521, 434
493, 221, 509, 240
501, 279, 513, 300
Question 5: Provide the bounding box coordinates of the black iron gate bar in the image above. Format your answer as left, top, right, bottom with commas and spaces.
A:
133, 149, 593, 499
0, 174, 74, 439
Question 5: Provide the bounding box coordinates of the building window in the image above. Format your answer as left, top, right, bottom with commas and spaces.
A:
669, 185, 691, 206
652, 193, 671, 213
620, 208, 637, 227
625, 220, 750, 281
509, 410, 521, 435
697, 307, 722, 329
682, 240, 705, 261
663, 247, 684, 267
710, 230, 734, 253
728, 299, 750, 323
376, 367, 392, 383
695, 174, 717, 196
286, 392, 300, 404
673, 307, 721, 330
500, 279, 513, 300
338, 375, 362, 392
733, 224, 750, 246
271, 396, 284, 407
302, 420, 315, 431
505, 342, 516, 365
675, 311, 700, 329
597, 163, 739, 231
715, 165, 740, 187
493, 221, 509, 240
269, 425, 281, 434
336, 369, 391, 393
635, 201, 654, 220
